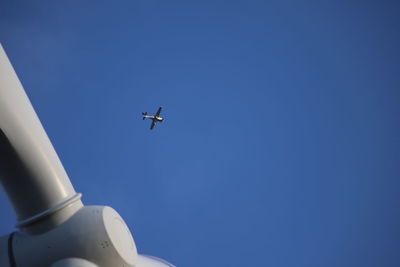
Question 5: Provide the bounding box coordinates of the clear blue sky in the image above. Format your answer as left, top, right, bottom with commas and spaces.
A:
1, 1, 400, 266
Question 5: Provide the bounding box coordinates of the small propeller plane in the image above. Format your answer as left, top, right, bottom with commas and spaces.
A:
142, 106, 164, 130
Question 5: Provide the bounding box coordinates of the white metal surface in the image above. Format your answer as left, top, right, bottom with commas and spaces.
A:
12, 206, 137, 267
136, 255, 176, 267
0, 44, 82, 231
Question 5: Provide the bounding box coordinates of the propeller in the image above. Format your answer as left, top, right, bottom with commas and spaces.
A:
0, 44, 174, 267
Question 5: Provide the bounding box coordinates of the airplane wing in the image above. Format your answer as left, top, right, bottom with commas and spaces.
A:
155, 106, 162, 117
150, 121, 156, 130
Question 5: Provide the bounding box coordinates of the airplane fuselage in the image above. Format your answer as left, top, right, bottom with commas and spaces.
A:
144, 115, 164, 122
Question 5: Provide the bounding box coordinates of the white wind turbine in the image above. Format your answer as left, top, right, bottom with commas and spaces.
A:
0, 44, 174, 267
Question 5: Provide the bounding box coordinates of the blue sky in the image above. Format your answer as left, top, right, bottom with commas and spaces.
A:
1, 1, 400, 266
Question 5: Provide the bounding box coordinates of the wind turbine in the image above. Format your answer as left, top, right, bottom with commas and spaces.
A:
0, 44, 174, 267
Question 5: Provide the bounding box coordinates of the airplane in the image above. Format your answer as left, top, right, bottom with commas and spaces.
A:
142, 106, 164, 130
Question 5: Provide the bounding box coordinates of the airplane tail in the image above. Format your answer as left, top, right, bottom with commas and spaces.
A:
142, 112, 147, 120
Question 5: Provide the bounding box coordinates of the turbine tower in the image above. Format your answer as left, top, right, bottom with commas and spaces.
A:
0, 44, 174, 267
